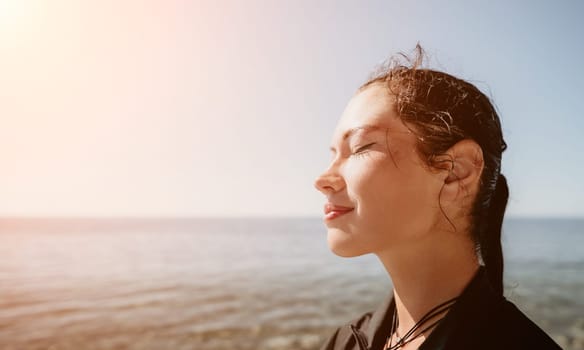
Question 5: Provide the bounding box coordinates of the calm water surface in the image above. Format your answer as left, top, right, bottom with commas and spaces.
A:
0, 217, 582, 349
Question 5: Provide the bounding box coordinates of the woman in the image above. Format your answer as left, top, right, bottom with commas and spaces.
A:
313, 45, 562, 350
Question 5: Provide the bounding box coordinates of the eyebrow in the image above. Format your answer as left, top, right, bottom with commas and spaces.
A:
329, 124, 384, 153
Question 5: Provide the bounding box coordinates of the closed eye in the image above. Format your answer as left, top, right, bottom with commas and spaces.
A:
352, 142, 376, 156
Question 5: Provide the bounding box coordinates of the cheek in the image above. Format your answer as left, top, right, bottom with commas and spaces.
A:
345, 161, 386, 207
347, 158, 412, 210
350, 160, 439, 241
344, 161, 399, 229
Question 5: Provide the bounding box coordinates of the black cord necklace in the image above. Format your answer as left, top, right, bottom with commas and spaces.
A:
384, 296, 459, 350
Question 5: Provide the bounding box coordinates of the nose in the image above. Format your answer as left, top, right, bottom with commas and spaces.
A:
314, 167, 345, 195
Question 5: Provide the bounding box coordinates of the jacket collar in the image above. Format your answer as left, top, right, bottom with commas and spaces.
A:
363, 287, 395, 348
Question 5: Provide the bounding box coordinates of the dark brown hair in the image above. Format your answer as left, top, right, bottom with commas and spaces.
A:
359, 44, 509, 296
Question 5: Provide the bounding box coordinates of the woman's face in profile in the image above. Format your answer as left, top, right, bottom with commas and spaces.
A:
314, 84, 445, 257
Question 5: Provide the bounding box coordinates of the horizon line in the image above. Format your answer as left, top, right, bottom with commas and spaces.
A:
1, 214, 583, 220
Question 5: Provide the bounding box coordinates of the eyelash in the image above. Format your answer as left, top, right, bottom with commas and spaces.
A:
351, 143, 375, 157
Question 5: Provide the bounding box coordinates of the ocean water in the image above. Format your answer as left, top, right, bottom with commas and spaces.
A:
0, 217, 582, 350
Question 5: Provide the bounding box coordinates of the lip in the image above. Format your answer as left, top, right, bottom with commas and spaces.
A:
323, 203, 354, 221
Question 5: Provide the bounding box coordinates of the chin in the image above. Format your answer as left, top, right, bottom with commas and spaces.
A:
327, 228, 369, 258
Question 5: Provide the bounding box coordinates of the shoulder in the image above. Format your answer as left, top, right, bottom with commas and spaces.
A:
495, 299, 562, 349
438, 267, 563, 350
441, 297, 562, 350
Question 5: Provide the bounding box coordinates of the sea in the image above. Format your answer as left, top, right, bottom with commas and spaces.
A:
0, 217, 582, 350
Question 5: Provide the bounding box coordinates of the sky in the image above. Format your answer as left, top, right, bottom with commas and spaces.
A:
0, 0, 582, 218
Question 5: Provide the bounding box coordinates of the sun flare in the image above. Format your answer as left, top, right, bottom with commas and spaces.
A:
0, 0, 41, 34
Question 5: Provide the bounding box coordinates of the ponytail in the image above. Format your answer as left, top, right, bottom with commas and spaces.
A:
480, 174, 509, 296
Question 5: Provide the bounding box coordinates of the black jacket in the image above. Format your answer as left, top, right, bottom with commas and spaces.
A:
319, 266, 562, 350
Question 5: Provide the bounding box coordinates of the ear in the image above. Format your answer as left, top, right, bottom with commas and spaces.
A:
439, 139, 484, 205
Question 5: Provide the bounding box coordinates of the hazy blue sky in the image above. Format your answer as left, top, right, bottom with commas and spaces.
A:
1, 0, 582, 217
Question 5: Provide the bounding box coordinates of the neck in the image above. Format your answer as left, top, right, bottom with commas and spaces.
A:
376, 231, 480, 340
